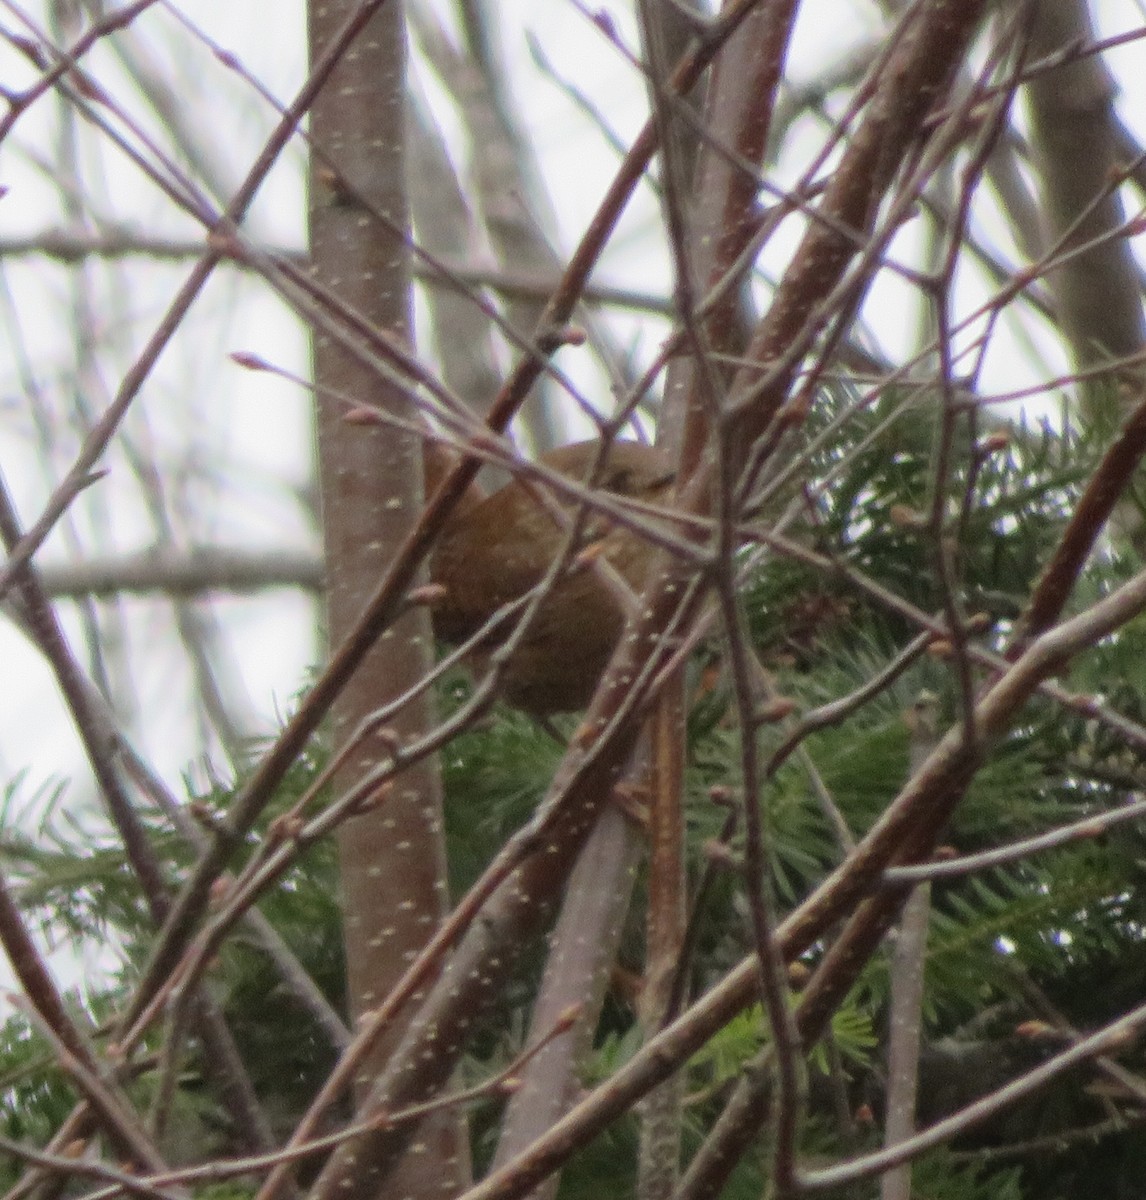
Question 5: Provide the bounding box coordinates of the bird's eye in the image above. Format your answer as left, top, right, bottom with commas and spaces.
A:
608, 468, 633, 492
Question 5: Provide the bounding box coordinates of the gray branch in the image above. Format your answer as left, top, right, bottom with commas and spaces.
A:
28, 548, 323, 599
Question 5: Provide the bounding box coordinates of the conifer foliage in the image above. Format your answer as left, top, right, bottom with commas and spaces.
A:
6, 4, 1146, 1200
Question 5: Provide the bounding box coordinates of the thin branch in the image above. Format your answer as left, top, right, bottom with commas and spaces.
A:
880, 698, 939, 1200
798, 999, 1146, 1191
0, 870, 166, 1173
885, 796, 1146, 884
29, 548, 322, 599
767, 631, 932, 776
460, 549, 1146, 1200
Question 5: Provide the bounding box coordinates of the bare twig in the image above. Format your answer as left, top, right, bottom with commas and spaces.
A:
799, 999, 1146, 1191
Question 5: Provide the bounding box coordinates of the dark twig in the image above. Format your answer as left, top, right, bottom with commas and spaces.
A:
798, 999, 1146, 1191
460, 548, 1146, 1200
1, 1138, 177, 1200
11, 995, 166, 1176
716, 573, 804, 1196
751, 526, 1146, 758
0, 869, 165, 1173
767, 632, 932, 776
1, 4, 402, 1187
1011, 972, 1146, 1109
0, 474, 278, 1160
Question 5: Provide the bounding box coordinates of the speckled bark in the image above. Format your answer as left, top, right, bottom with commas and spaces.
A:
308, 1, 467, 1194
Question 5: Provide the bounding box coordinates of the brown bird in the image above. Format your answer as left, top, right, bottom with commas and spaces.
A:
429, 439, 675, 717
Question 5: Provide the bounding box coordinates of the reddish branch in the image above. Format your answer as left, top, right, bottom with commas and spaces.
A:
1012, 386, 1146, 650
464, 549, 1146, 1200
293, 4, 992, 1199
